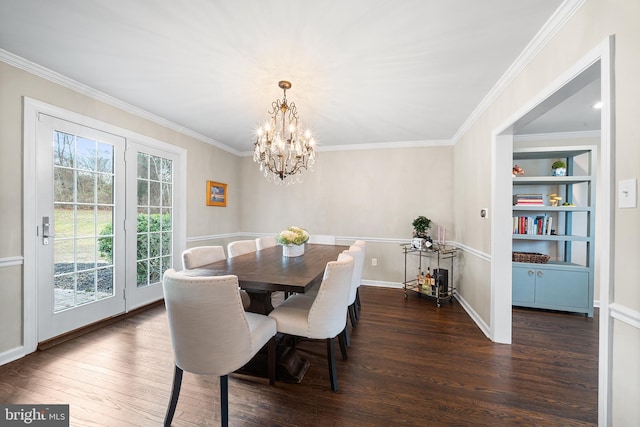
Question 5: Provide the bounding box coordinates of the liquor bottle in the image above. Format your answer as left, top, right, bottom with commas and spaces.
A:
425, 268, 433, 293
417, 270, 424, 289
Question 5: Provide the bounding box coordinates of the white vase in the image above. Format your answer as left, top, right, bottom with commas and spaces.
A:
283, 244, 305, 257
552, 167, 566, 176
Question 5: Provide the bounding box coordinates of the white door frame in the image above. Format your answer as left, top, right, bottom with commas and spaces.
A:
23, 98, 186, 353
490, 36, 614, 424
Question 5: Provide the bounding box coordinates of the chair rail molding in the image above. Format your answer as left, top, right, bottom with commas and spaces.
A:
610, 303, 640, 330
0, 256, 23, 268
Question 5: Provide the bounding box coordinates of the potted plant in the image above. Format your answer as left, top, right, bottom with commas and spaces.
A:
551, 160, 567, 176
412, 216, 432, 239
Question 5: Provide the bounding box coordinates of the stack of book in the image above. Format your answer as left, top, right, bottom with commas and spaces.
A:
513, 193, 544, 206
513, 214, 553, 235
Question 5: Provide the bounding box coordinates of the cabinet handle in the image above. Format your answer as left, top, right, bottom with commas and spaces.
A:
537, 270, 544, 277
528, 270, 534, 276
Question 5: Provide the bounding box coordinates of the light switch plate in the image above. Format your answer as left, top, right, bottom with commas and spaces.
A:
618, 178, 637, 208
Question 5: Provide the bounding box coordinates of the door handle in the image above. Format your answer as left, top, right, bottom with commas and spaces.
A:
42, 216, 54, 245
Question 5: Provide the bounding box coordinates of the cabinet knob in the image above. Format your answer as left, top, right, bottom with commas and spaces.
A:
537, 270, 544, 277
528, 270, 534, 275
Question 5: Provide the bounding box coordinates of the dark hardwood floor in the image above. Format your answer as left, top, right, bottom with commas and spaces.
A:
0, 286, 598, 426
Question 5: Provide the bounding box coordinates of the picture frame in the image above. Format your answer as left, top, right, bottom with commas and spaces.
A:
206, 181, 227, 207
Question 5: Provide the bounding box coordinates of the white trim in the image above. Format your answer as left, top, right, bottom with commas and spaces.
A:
455, 292, 492, 339
23, 99, 38, 355
0, 346, 27, 367
1, 49, 239, 156
361, 280, 403, 289
0, 256, 24, 268
514, 130, 601, 142
610, 303, 640, 330
452, 0, 588, 144
239, 139, 453, 156
491, 134, 515, 344
597, 36, 615, 427
453, 242, 491, 262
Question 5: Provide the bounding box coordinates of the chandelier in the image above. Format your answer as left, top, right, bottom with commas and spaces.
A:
253, 80, 317, 182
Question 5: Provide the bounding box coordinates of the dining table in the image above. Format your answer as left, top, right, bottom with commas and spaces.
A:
179, 243, 349, 382
181, 243, 348, 314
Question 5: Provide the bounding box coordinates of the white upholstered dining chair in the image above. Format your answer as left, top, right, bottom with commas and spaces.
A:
227, 240, 257, 258
181, 246, 250, 310
345, 245, 364, 329
162, 269, 277, 427
255, 236, 277, 250
353, 240, 367, 310
181, 245, 226, 270
268, 253, 354, 392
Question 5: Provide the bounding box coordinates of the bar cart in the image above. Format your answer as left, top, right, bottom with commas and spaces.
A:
402, 244, 458, 307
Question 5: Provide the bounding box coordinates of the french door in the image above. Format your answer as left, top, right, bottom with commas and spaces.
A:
36, 114, 177, 341
37, 115, 126, 340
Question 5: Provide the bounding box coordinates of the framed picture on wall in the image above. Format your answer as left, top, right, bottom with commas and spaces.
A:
206, 181, 227, 207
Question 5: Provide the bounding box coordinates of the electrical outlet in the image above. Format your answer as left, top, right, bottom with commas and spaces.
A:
371, 258, 378, 267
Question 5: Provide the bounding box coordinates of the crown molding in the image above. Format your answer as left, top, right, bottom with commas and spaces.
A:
0, 48, 241, 156
514, 130, 601, 141
239, 139, 453, 157
451, 0, 588, 144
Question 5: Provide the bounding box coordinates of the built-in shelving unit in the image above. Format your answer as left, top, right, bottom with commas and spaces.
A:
512, 146, 595, 317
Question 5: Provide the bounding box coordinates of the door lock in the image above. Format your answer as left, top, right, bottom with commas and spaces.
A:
42, 216, 54, 245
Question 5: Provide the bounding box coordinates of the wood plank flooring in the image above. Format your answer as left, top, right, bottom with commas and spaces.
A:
0, 286, 598, 426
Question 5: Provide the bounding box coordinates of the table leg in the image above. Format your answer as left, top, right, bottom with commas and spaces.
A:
246, 290, 274, 314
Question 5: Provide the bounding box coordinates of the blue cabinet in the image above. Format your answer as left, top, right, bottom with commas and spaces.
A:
513, 265, 591, 315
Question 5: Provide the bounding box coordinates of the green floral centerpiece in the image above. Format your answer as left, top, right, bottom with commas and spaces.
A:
277, 226, 309, 257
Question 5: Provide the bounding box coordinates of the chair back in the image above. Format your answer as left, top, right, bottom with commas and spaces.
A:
181, 246, 226, 270
162, 269, 255, 375
307, 254, 354, 338
343, 246, 363, 305
256, 236, 277, 250
227, 240, 257, 258
308, 235, 336, 245
353, 240, 366, 286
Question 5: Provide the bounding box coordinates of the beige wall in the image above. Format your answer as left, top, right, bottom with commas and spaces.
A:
238, 146, 454, 283
453, 0, 640, 422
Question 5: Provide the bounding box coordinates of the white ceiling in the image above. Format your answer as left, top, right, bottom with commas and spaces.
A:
0, 0, 570, 152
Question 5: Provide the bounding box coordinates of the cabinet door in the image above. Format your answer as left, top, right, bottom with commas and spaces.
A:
535, 268, 589, 308
513, 266, 535, 303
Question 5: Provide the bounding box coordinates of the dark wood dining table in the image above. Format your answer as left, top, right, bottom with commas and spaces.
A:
179, 243, 349, 382
181, 243, 348, 314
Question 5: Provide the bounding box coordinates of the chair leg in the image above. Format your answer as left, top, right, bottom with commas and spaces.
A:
344, 321, 351, 347
164, 365, 183, 427
348, 304, 358, 328
356, 288, 361, 308
220, 375, 229, 427
338, 328, 348, 361
268, 337, 276, 386
326, 338, 338, 392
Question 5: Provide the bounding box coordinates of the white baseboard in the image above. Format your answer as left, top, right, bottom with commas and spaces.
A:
452, 291, 492, 339
0, 346, 26, 367
361, 280, 402, 289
